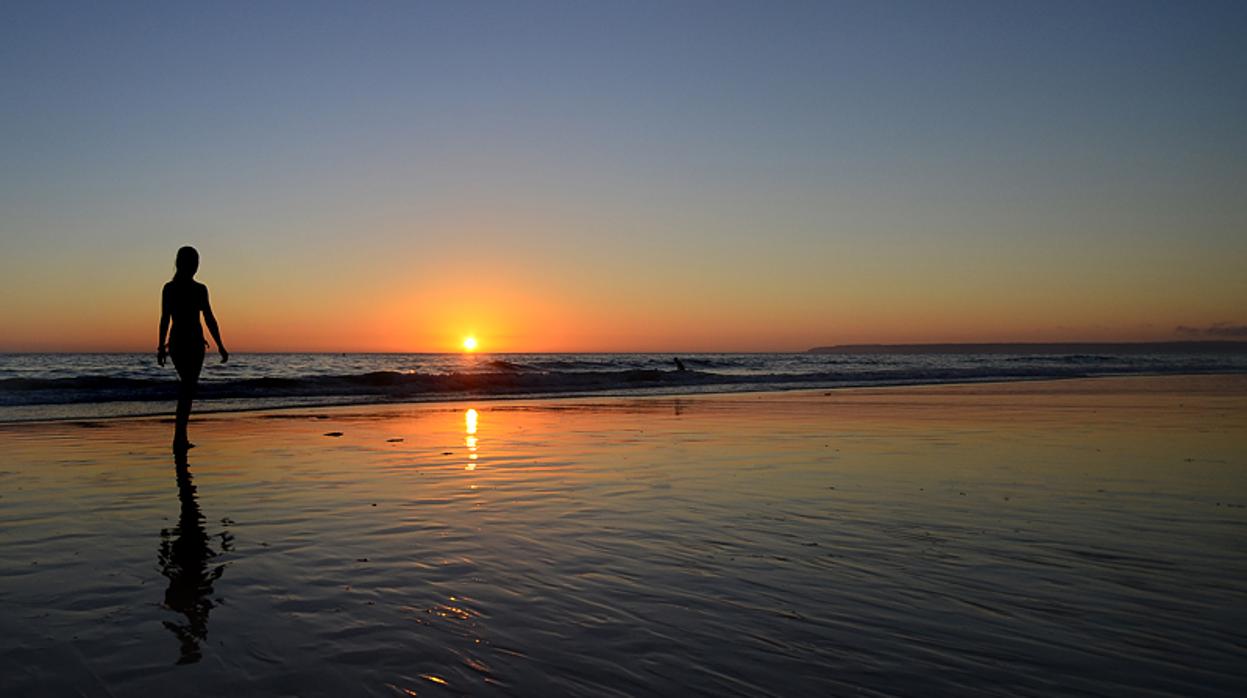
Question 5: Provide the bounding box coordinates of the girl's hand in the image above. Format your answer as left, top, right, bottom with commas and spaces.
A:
219, 347, 230, 363
157, 346, 167, 367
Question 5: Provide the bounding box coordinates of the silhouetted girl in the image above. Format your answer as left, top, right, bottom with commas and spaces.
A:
158, 246, 227, 451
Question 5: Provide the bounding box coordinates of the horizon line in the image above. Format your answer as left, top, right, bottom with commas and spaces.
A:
4, 340, 1247, 355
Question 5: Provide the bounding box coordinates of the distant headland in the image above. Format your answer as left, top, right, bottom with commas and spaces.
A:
807, 341, 1247, 355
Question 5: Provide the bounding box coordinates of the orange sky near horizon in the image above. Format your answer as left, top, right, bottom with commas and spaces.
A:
3, 236, 1243, 353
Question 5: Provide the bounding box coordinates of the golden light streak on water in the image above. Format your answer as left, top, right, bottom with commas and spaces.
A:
466, 408, 479, 470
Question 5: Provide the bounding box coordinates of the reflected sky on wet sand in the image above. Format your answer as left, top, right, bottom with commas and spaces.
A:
1, 376, 1245, 696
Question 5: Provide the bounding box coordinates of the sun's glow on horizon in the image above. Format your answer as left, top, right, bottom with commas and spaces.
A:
462, 336, 478, 352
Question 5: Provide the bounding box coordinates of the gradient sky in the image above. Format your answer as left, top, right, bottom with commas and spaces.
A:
2, 1, 1245, 352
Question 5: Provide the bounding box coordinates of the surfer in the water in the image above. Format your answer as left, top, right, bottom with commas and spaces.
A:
157, 246, 228, 452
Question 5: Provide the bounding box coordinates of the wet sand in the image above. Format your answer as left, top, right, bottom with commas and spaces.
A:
2, 375, 1246, 696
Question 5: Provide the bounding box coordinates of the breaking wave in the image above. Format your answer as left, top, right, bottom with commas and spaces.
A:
3, 355, 1244, 413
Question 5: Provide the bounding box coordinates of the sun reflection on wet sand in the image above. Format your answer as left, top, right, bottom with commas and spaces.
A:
465, 408, 478, 470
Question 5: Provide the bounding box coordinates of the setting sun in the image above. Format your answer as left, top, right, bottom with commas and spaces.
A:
462, 336, 478, 352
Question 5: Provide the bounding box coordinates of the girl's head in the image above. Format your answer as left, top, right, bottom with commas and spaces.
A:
175, 246, 199, 277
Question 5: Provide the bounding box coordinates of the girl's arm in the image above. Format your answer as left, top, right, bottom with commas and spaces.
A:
157, 284, 171, 366
203, 287, 228, 363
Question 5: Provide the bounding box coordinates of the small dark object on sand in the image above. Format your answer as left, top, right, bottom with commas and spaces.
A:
324, 432, 344, 437
442, 451, 453, 455
387, 438, 404, 443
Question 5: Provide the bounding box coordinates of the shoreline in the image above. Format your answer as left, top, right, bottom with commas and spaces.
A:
6, 349, 1243, 425
3, 371, 1243, 428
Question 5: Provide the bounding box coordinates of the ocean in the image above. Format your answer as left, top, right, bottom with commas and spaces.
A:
2, 350, 1246, 422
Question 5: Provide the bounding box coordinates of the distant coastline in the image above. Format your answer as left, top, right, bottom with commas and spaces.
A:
808, 341, 1247, 355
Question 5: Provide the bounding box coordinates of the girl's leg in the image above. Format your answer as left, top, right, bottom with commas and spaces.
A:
172, 352, 204, 449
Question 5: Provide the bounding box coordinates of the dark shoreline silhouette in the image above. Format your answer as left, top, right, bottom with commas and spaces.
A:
808, 341, 1247, 355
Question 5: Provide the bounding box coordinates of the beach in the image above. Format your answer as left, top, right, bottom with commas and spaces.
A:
2, 375, 1245, 696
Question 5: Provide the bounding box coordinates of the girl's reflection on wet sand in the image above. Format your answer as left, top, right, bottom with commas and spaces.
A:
158, 452, 232, 664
